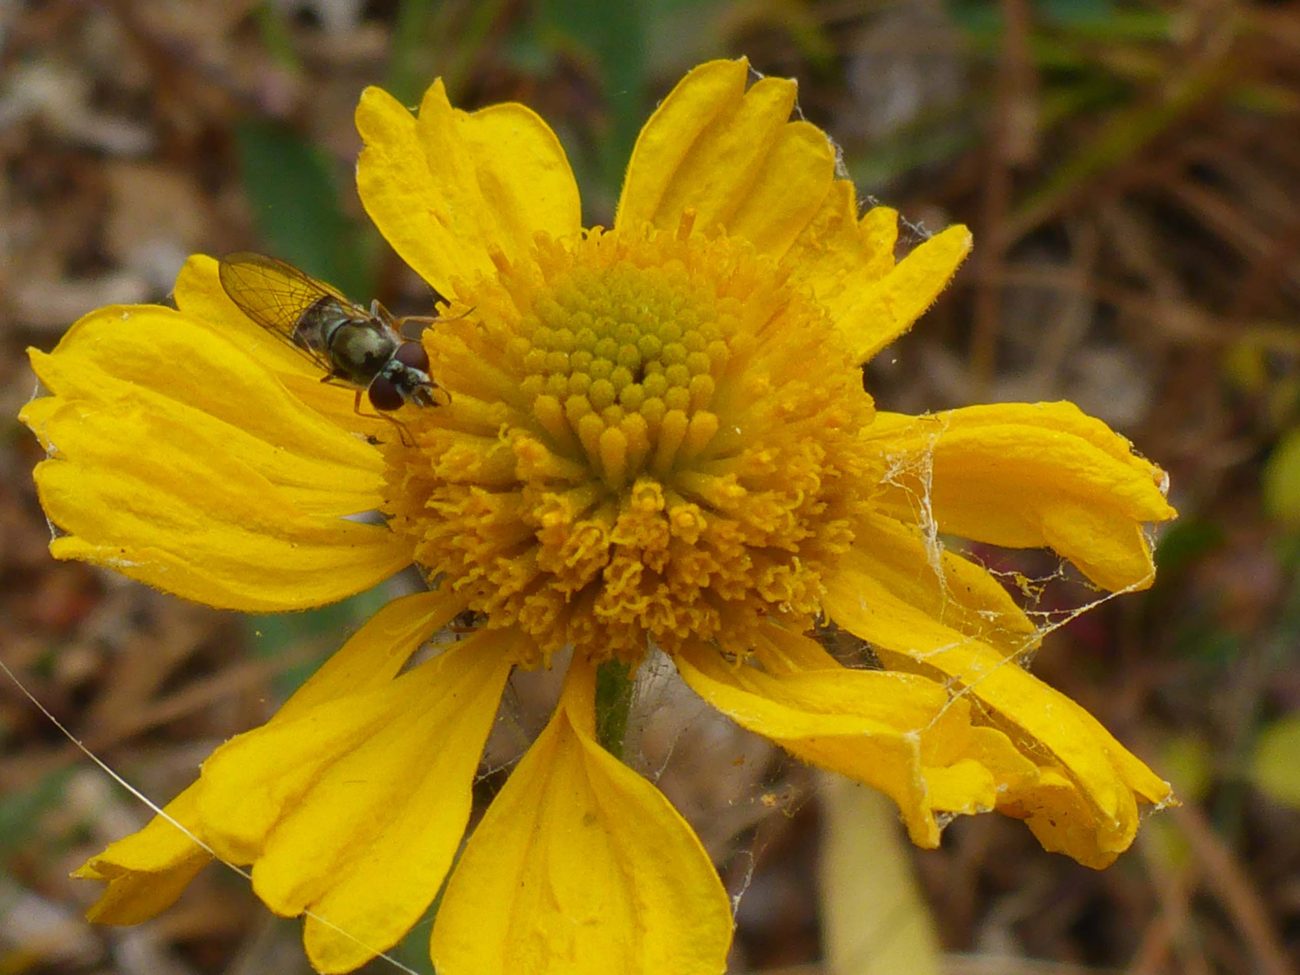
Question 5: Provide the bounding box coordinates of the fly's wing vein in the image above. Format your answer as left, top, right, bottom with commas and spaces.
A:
218, 252, 348, 374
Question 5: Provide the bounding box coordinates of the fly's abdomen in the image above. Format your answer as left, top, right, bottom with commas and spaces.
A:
294, 297, 356, 356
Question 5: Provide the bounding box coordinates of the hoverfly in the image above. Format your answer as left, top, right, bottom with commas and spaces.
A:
217, 253, 441, 419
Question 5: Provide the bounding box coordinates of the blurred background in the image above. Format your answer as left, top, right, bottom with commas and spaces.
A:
2, 0, 1299, 973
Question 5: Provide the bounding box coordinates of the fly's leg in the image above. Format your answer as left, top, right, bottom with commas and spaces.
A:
349, 388, 414, 447
313, 374, 414, 446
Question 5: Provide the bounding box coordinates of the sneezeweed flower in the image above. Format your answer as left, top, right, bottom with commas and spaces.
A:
22, 59, 1177, 975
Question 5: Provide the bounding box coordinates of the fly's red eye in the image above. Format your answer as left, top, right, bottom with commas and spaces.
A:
368, 377, 403, 411
395, 341, 429, 372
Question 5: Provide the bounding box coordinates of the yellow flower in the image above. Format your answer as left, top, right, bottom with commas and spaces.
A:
23, 59, 1177, 975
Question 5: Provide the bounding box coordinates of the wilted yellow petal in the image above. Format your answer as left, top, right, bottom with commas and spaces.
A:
356, 82, 581, 300
827, 513, 1037, 656
824, 572, 1173, 867
866, 402, 1177, 591
677, 634, 1011, 847
431, 657, 732, 975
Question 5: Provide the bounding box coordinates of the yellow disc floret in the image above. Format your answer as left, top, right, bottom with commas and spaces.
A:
383, 221, 877, 666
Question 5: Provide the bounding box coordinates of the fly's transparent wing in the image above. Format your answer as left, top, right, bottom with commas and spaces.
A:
218, 252, 352, 372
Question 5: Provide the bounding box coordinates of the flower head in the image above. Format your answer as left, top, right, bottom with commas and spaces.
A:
24, 60, 1177, 975
387, 222, 877, 667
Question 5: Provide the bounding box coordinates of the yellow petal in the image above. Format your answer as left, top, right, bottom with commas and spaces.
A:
431, 657, 732, 975
783, 193, 900, 312
823, 572, 1174, 867
857, 205, 903, 279
26, 300, 384, 507
74, 591, 462, 927
782, 191, 969, 365
73, 784, 211, 925
830, 512, 1037, 656
197, 629, 515, 973
617, 59, 751, 229
866, 402, 1177, 591
276, 588, 467, 719
21, 304, 411, 612
678, 634, 1012, 847
356, 81, 581, 299
616, 59, 837, 261
837, 224, 972, 362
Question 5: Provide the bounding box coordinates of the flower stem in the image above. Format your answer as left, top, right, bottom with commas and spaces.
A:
595, 659, 635, 759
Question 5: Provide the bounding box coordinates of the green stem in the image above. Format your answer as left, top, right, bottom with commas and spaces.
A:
594, 659, 635, 759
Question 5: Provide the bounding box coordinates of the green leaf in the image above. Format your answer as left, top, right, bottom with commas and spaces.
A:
538, 0, 649, 216
385, 0, 438, 107
1154, 519, 1224, 575
0, 768, 72, 855
1249, 714, 1300, 809
234, 120, 372, 298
